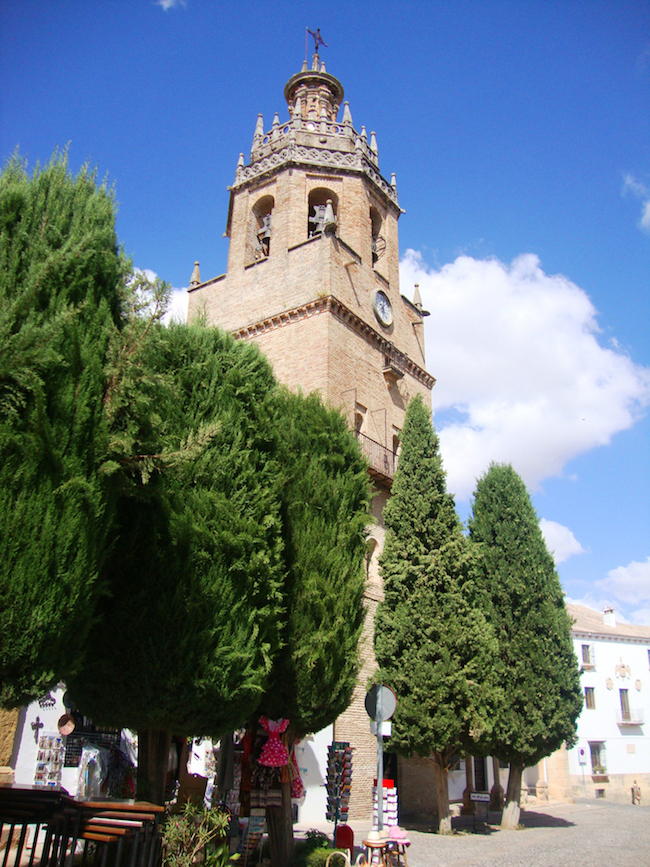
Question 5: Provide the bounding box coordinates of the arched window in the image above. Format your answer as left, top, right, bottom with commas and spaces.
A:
308, 188, 338, 237
370, 206, 386, 264
366, 537, 379, 581
249, 195, 274, 261
354, 402, 366, 436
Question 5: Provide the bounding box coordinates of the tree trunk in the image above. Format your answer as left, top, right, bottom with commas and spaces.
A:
137, 728, 172, 805
266, 778, 294, 867
501, 762, 523, 830
489, 756, 504, 811
461, 755, 474, 815
433, 753, 452, 835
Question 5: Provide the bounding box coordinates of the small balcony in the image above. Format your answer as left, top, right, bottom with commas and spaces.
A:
616, 708, 644, 726
356, 432, 397, 485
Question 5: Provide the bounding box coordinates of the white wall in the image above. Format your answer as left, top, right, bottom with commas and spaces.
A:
14, 686, 79, 795
294, 725, 332, 825
567, 634, 650, 779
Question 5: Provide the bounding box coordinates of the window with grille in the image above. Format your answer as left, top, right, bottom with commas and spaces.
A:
589, 742, 607, 774
619, 689, 631, 721
584, 687, 596, 709
581, 644, 595, 669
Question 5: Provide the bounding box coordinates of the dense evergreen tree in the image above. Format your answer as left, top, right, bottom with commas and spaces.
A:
261, 390, 370, 733
0, 152, 125, 705
66, 324, 286, 803
67, 328, 372, 810
374, 396, 499, 834
1, 152, 373, 846
468, 463, 582, 829
260, 391, 371, 865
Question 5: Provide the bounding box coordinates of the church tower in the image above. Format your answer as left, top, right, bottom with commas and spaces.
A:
188, 51, 434, 821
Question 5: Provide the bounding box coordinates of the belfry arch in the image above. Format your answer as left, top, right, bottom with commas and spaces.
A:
249, 194, 274, 262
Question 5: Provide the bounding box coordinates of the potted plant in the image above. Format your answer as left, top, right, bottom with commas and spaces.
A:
161, 803, 237, 867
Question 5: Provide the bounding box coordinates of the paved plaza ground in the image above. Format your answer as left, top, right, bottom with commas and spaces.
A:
308, 800, 650, 867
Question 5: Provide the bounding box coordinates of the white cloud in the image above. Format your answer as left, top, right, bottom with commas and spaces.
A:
642, 200, 650, 232
628, 607, 650, 626
155, 0, 186, 10
132, 267, 188, 325
165, 287, 189, 325
539, 518, 585, 564
622, 173, 650, 233
596, 556, 650, 607
400, 250, 650, 500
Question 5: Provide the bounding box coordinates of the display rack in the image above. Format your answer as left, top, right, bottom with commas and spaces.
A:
372, 778, 398, 829
326, 742, 353, 835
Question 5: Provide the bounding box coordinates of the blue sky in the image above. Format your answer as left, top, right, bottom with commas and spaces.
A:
2, 1, 649, 622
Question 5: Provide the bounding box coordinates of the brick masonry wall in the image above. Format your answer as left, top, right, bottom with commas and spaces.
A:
334, 592, 381, 821
189, 169, 427, 375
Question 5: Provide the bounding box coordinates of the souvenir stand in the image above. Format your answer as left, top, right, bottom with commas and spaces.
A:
325, 742, 353, 839
215, 717, 305, 867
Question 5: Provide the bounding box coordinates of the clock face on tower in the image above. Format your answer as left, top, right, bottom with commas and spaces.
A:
373, 290, 393, 327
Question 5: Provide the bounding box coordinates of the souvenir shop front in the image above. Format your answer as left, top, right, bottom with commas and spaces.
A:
209, 720, 332, 828
11, 690, 333, 828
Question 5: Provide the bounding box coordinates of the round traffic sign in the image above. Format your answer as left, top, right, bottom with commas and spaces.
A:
365, 684, 397, 721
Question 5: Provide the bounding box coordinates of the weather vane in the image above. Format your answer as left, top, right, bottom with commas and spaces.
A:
306, 28, 327, 61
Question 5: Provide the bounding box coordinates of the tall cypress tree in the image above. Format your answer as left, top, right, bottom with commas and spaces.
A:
0, 152, 124, 705
468, 463, 582, 829
260, 390, 371, 866
374, 396, 499, 834
261, 390, 370, 736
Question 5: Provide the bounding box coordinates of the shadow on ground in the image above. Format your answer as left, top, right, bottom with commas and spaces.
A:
518, 809, 575, 828
400, 807, 576, 835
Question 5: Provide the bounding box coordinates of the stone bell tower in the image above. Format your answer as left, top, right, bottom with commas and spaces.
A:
188, 51, 434, 821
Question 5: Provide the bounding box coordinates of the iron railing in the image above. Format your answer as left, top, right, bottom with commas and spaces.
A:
616, 708, 644, 725
356, 432, 397, 483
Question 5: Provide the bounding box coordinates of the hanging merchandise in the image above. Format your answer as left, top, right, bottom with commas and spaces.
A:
246, 717, 290, 810
257, 717, 290, 767
372, 779, 399, 829
76, 743, 108, 800
326, 742, 353, 828
34, 733, 64, 787
240, 810, 265, 867
250, 764, 282, 809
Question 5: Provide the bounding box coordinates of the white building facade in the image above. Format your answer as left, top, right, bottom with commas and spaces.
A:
563, 604, 650, 804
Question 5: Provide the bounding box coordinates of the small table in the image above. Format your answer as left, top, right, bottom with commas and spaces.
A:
361, 839, 390, 867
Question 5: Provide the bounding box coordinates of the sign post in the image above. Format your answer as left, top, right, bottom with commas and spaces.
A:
377, 688, 384, 830
470, 792, 490, 832
579, 746, 587, 794
365, 684, 397, 830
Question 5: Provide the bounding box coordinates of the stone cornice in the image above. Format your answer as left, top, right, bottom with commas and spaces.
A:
234, 142, 400, 210
235, 295, 435, 391
573, 630, 650, 646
